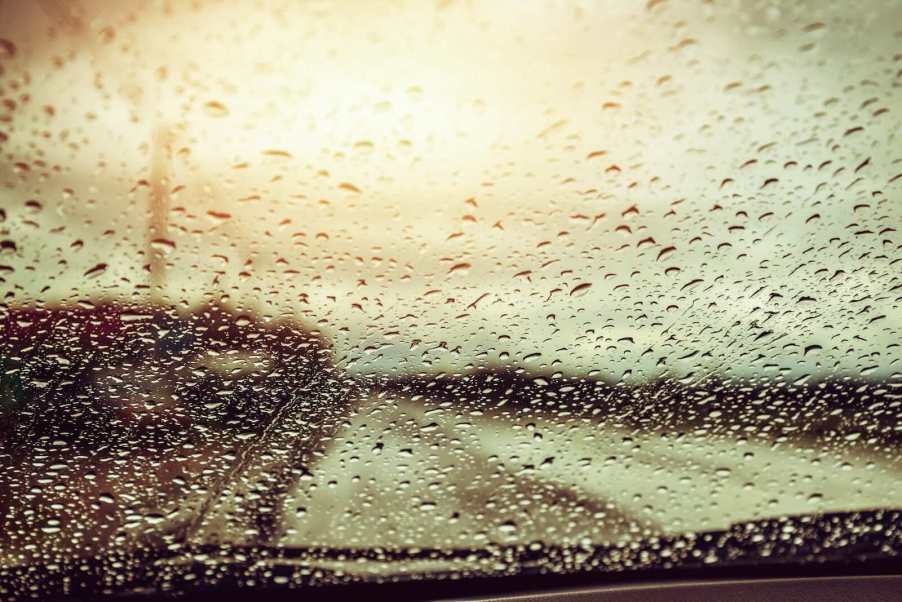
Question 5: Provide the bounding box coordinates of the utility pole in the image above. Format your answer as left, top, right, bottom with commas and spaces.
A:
147, 124, 174, 299
37, 1, 173, 300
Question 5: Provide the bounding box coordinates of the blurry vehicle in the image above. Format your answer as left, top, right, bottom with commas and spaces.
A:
0, 301, 346, 562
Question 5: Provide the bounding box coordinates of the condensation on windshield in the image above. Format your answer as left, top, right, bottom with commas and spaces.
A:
1, 0, 901, 598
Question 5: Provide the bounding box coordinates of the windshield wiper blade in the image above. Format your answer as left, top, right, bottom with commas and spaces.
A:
163, 507, 902, 567
3, 508, 900, 601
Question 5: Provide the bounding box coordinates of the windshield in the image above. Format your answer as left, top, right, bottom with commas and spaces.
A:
1, 0, 901, 598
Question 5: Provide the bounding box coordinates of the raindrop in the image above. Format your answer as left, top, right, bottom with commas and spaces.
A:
449, 262, 472, 274
570, 282, 592, 297
149, 238, 176, 254
497, 520, 518, 535
203, 100, 229, 117
84, 263, 108, 278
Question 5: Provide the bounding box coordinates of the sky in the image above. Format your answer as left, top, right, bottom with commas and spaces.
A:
1, 0, 900, 381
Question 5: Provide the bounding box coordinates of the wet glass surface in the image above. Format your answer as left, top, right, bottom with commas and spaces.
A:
1, 0, 901, 598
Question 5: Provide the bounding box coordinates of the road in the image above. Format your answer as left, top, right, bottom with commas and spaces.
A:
282, 391, 902, 549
